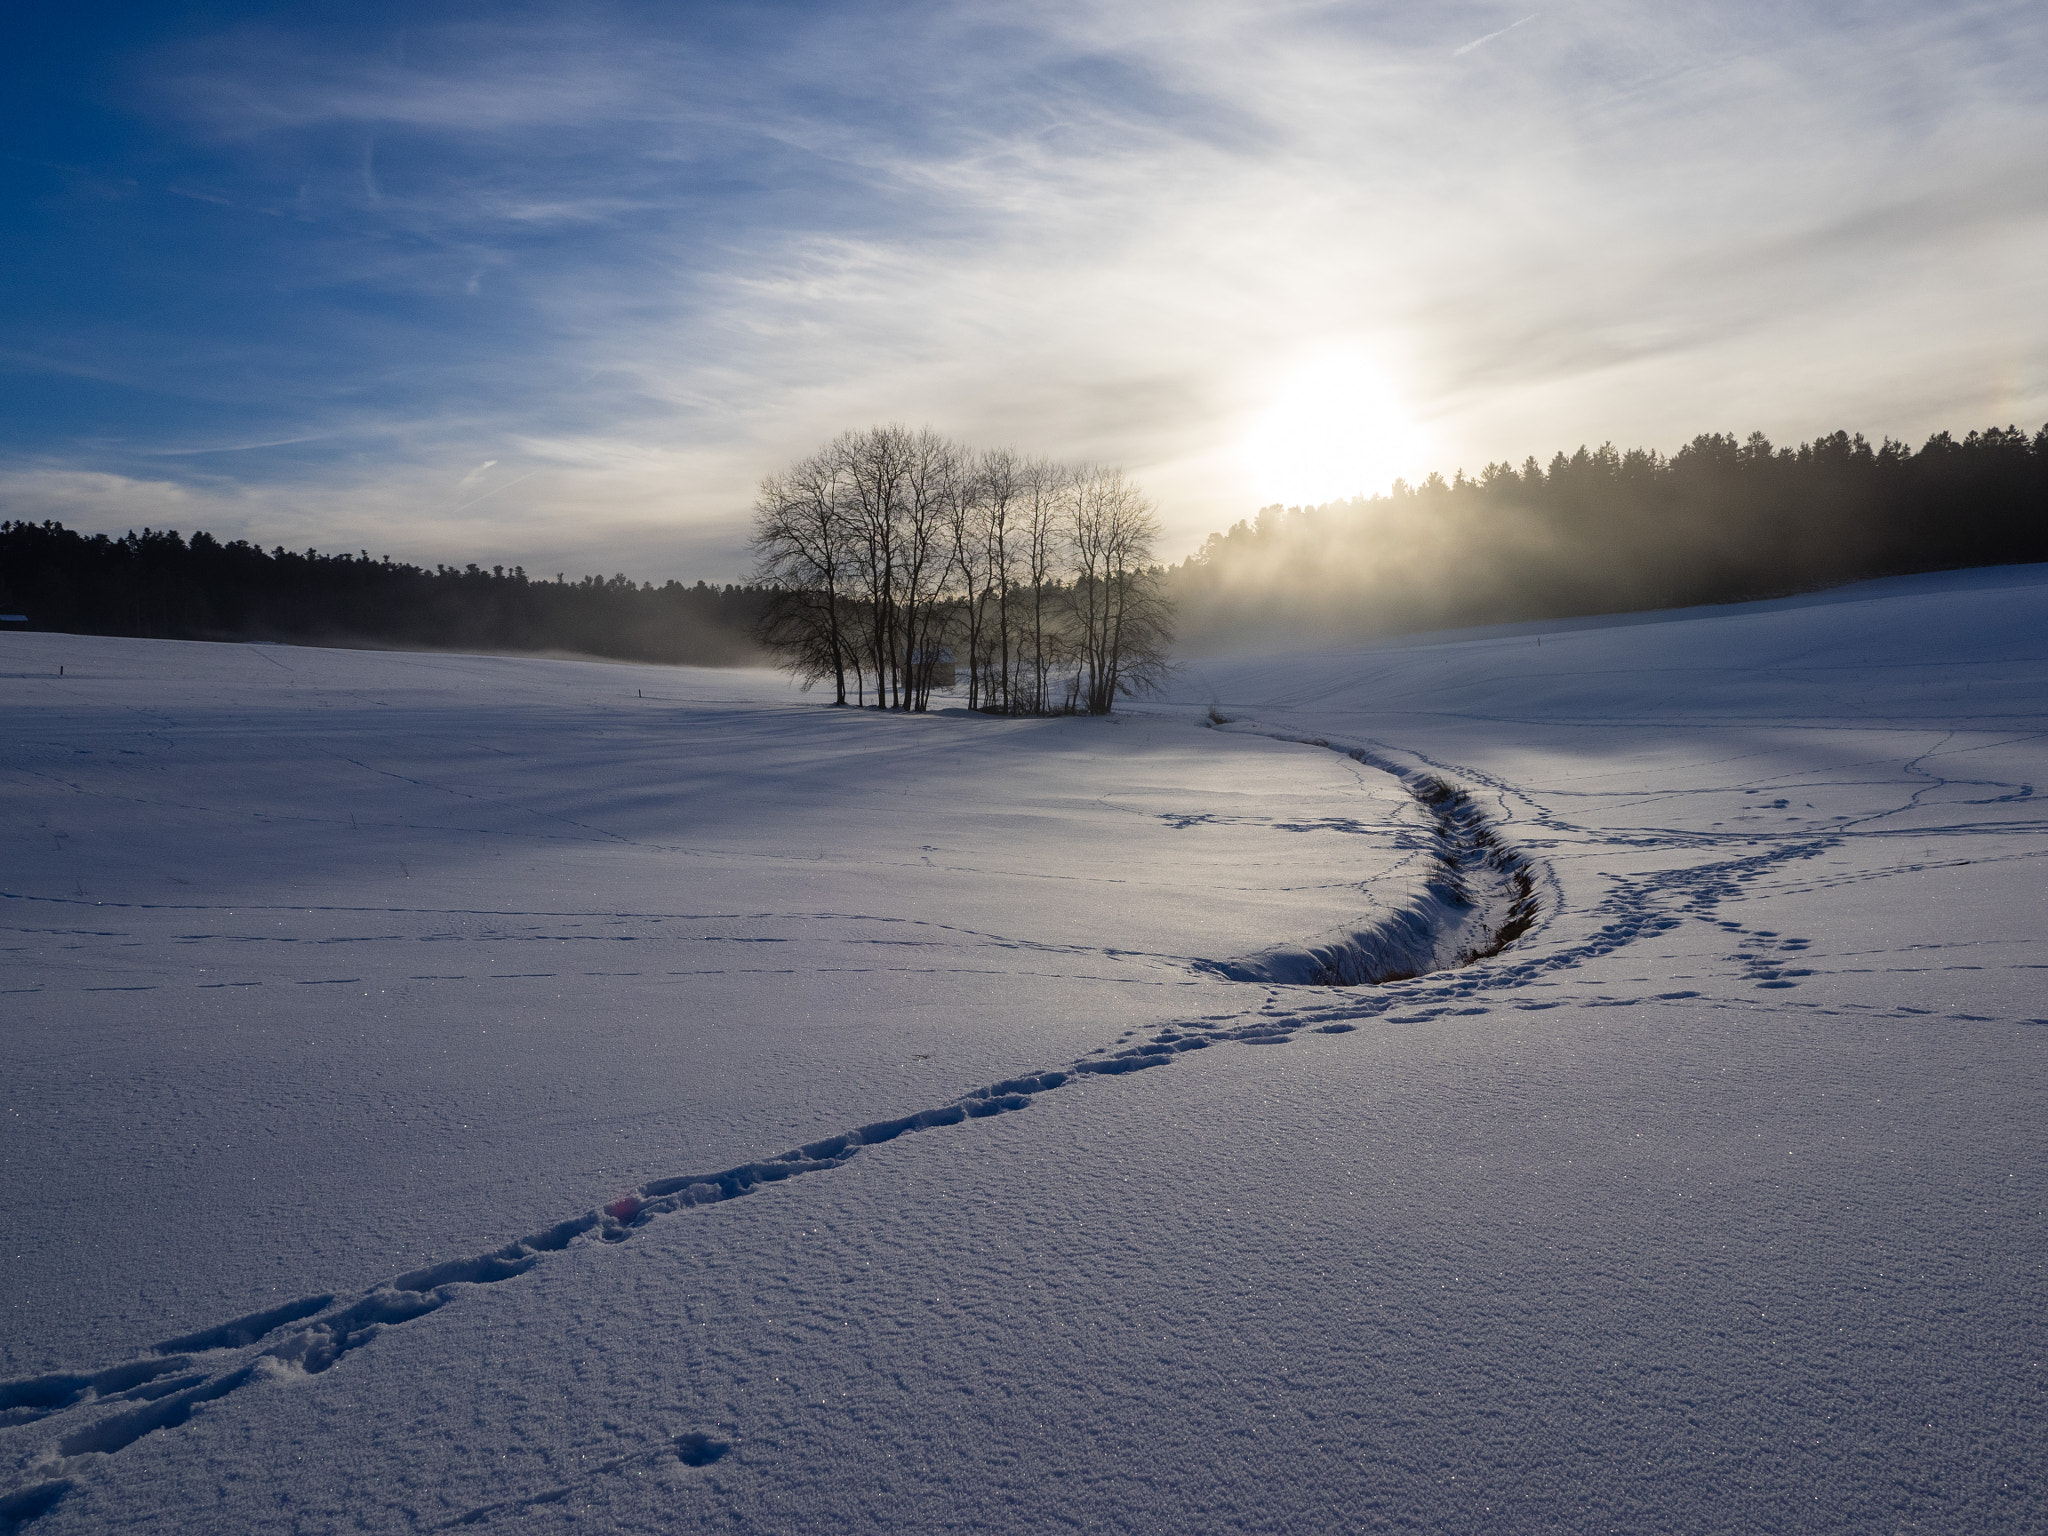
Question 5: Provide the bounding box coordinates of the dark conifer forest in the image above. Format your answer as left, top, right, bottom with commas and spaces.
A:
3, 423, 2043, 665
0, 522, 770, 665
1169, 425, 2048, 653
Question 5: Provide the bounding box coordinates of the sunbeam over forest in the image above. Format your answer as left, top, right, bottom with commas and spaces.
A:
3, 2, 2043, 574
10, 420, 2042, 668
1171, 422, 2048, 650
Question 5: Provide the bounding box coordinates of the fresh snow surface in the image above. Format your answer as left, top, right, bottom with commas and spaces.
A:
3, 563, 2045, 1533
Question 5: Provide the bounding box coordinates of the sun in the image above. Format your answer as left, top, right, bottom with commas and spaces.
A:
1237, 349, 1423, 507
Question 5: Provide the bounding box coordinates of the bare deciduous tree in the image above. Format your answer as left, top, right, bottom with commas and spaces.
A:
752, 427, 1171, 715
840, 425, 911, 707
750, 448, 855, 704
1017, 457, 1066, 716
896, 429, 961, 713
1066, 466, 1172, 714
949, 450, 1001, 713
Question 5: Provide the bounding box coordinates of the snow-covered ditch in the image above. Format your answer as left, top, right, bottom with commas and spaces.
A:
3, 563, 2045, 1534
1202, 730, 1539, 985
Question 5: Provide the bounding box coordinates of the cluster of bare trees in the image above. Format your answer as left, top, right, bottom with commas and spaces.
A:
750, 425, 1173, 713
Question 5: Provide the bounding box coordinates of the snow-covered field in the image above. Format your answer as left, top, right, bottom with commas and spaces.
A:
4, 564, 2044, 1533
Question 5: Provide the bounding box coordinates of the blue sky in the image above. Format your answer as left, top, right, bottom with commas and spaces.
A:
4, 0, 2044, 579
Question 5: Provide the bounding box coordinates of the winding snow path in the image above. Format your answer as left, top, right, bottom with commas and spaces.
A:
4, 565, 2045, 1533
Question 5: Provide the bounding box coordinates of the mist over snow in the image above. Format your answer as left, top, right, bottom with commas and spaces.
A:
3, 562, 2044, 1532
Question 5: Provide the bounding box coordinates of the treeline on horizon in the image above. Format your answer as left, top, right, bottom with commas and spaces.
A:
4, 422, 2043, 669
0, 521, 770, 666
1169, 424, 2048, 653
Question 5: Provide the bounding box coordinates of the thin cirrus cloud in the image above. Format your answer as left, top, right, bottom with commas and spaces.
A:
1, 0, 2043, 579
1453, 14, 1538, 56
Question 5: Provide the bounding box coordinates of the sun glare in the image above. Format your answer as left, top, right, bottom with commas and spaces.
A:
1237, 350, 1422, 507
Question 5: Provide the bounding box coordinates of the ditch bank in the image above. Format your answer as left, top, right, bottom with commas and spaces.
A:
1196, 728, 1539, 987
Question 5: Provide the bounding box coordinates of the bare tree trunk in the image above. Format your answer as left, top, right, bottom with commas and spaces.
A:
1022, 460, 1066, 715
950, 467, 989, 712
1066, 466, 1110, 712
835, 426, 915, 709
1089, 468, 1170, 710
977, 448, 1023, 714
896, 429, 962, 711
748, 452, 854, 703
752, 431, 1162, 718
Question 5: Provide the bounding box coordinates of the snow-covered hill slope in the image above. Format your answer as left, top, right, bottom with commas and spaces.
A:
3, 563, 2044, 1534
0, 645, 1426, 1371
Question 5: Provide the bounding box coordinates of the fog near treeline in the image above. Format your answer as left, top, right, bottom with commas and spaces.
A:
5, 423, 2043, 671
0, 521, 770, 666
1169, 425, 2048, 655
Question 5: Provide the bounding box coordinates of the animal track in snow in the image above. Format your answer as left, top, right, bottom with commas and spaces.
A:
674, 1431, 730, 1467
433, 1431, 731, 1529
7, 938, 1570, 1530
0, 1068, 1071, 1525
1157, 812, 1391, 836
10, 721, 2033, 1525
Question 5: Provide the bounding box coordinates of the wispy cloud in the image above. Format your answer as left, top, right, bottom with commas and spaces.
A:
1454, 14, 1538, 56
143, 433, 338, 457
4, 0, 2044, 575
447, 469, 536, 515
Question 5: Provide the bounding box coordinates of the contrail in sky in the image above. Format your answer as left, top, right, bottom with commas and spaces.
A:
1454, 15, 1538, 55
145, 433, 336, 456
449, 470, 536, 515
